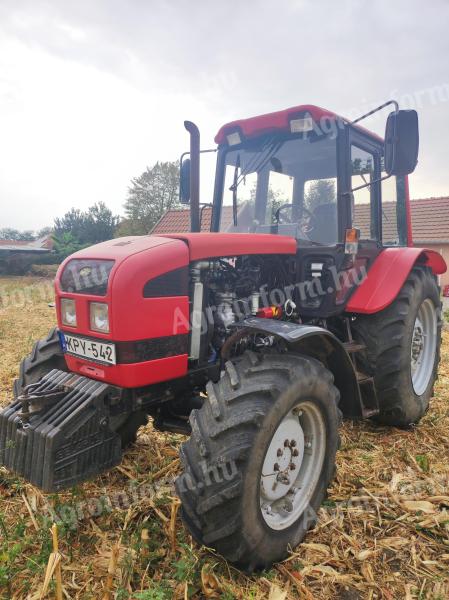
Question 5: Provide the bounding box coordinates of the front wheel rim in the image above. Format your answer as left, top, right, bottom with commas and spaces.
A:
411, 298, 437, 396
259, 400, 326, 531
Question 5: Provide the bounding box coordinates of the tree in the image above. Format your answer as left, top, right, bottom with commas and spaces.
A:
0, 228, 36, 241
84, 202, 119, 243
122, 161, 180, 235
51, 232, 85, 262
304, 179, 336, 212
54, 202, 118, 245
54, 209, 89, 244
52, 202, 119, 260
36, 226, 53, 239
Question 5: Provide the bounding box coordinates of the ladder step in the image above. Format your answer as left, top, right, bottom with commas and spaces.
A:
343, 341, 366, 354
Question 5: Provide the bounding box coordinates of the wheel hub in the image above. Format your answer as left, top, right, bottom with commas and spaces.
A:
411, 318, 425, 365
410, 299, 437, 396
259, 401, 326, 531
260, 413, 304, 502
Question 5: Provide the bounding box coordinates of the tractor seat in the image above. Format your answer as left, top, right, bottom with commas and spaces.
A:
311, 202, 338, 244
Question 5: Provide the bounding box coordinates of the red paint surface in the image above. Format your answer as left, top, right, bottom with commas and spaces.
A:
65, 353, 188, 387
159, 232, 297, 260
55, 236, 191, 386
347, 247, 447, 314
215, 104, 383, 144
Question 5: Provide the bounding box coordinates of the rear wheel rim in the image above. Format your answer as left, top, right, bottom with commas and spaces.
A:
411, 298, 437, 396
259, 401, 326, 531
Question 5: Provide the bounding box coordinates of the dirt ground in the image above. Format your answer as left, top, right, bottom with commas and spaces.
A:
0, 276, 448, 599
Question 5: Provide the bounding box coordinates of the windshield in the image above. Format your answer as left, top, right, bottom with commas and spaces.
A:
219, 133, 338, 245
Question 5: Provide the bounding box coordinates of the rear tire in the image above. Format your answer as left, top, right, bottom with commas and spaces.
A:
14, 328, 146, 447
175, 351, 340, 571
352, 267, 442, 427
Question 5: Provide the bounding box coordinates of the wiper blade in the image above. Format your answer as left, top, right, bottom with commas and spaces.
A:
230, 154, 240, 226
232, 136, 282, 191
227, 137, 283, 228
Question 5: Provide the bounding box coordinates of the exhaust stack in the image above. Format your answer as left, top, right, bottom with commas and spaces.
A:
184, 121, 201, 233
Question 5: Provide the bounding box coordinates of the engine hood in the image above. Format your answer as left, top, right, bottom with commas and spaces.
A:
158, 232, 297, 260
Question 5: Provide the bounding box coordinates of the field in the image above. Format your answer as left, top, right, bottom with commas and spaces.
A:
0, 276, 448, 599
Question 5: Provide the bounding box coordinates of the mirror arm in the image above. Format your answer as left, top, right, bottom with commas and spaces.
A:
349, 173, 392, 194
352, 99, 399, 125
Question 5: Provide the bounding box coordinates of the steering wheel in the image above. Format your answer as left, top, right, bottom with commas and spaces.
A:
274, 203, 316, 236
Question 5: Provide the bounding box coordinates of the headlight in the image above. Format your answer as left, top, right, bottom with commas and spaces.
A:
61, 298, 77, 327
90, 302, 110, 333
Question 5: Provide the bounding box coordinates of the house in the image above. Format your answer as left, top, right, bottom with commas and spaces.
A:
0, 237, 52, 274
151, 198, 449, 286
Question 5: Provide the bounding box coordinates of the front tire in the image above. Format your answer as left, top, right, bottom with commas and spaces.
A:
352, 267, 442, 427
175, 351, 340, 571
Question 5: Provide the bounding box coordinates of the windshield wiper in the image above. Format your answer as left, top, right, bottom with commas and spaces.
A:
230, 154, 240, 226
228, 137, 283, 226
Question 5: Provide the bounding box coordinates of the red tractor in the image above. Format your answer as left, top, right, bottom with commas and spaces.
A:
0, 101, 446, 571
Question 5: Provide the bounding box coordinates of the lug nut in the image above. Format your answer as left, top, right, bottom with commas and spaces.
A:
274, 463, 280, 471
284, 439, 290, 447
289, 462, 296, 470
292, 449, 299, 457
290, 439, 297, 447
277, 448, 283, 457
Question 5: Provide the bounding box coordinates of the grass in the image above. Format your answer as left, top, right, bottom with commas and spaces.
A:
0, 275, 448, 599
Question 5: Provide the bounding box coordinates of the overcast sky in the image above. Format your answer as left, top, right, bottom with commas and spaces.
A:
1, 0, 448, 230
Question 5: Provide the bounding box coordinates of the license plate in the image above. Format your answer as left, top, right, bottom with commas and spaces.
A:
61, 333, 116, 365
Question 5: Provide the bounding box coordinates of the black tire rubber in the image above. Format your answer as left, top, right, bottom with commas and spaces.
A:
14, 328, 146, 447
352, 267, 442, 428
175, 351, 341, 572
113, 411, 148, 448
13, 327, 67, 398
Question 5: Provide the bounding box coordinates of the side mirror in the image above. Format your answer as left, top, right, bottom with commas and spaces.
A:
384, 109, 419, 176
179, 158, 191, 204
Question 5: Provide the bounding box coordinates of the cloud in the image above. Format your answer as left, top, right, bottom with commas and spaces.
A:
0, 0, 448, 229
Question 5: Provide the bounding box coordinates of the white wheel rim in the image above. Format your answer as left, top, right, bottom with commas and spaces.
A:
259, 401, 326, 531
411, 298, 437, 396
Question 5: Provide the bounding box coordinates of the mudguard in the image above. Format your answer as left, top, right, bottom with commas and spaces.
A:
346, 247, 447, 315
227, 317, 363, 418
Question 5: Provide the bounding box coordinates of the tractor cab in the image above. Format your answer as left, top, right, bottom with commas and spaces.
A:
182, 103, 418, 252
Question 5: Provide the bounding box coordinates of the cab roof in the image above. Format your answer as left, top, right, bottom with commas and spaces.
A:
214, 103, 382, 145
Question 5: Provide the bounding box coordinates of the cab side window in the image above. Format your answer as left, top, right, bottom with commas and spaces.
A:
351, 145, 376, 240
381, 163, 407, 246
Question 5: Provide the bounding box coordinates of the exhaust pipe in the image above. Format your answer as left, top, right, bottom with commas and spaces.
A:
184, 121, 200, 232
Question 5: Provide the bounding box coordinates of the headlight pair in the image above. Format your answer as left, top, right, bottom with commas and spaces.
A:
60, 299, 109, 333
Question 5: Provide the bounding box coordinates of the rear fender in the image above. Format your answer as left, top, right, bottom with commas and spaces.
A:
228, 317, 362, 418
346, 247, 447, 315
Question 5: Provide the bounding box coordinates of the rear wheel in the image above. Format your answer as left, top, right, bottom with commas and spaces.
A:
175, 351, 340, 571
352, 267, 441, 427
14, 328, 146, 447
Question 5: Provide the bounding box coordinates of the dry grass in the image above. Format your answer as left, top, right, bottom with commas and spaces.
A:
0, 276, 448, 599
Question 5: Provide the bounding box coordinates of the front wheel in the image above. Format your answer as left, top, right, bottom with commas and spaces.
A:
175, 351, 340, 572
